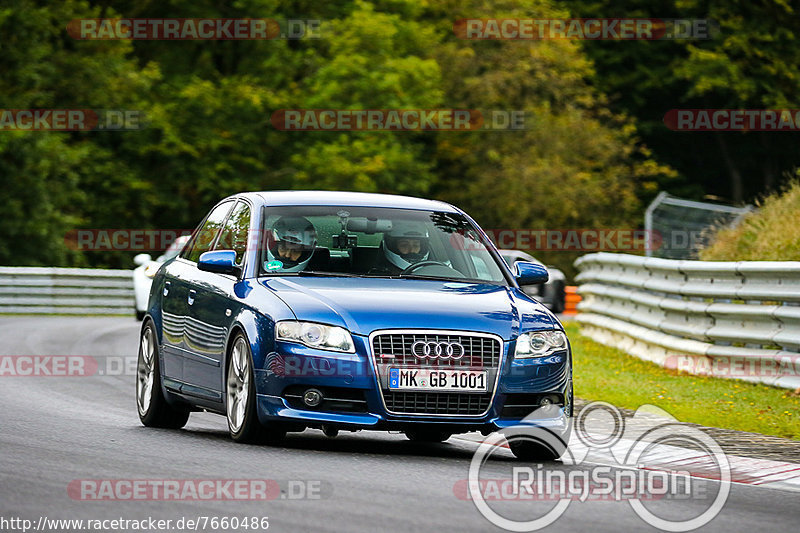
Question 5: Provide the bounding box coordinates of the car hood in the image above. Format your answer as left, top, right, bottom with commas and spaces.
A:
259, 277, 558, 339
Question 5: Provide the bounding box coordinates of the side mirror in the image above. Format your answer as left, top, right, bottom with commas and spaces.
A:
514, 261, 549, 285
198, 250, 240, 276
133, 253, 152, 266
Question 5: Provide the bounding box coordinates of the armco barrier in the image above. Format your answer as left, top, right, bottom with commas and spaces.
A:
574, 253, 800, 389
0, 266, 134, 315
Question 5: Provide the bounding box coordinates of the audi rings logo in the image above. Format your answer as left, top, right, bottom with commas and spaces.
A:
411, 341, 465, 360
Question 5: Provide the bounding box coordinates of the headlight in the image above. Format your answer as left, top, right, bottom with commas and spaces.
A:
515, 330, 567, 358
143, 263, 160, 279
275, 321, 355, 353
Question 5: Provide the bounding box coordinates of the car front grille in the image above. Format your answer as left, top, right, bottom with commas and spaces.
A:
383, 391, 492, 415
371, 330, 502, 416
372, 332, 501, 368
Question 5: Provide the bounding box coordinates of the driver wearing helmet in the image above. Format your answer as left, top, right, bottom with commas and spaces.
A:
265, 216, 317, 272
375, 221, 430, 274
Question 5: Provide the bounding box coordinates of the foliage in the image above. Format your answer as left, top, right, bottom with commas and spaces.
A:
701, 178, 800, 260
0, 0, 155, 266
2, 0, 794, 272
429, 0, 674, 275
562, 0, 800, 203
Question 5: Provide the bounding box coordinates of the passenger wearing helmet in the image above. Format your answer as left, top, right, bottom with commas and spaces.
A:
375, 221, 430, 274
265, 216, 317, 272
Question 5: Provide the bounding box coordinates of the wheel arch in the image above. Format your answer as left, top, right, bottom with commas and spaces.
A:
137, 314, 183, 409
223, 308, 275, 395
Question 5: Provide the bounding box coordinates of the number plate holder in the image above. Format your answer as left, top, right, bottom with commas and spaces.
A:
388, 368, 488, 392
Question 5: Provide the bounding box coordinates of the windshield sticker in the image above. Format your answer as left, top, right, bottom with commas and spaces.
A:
265, 260, 283, 271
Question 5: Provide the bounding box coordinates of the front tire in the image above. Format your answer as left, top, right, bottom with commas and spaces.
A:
508, 438, 561, 461
136, 322, 190, 429
226, 333, 285, 443
508, 379, 572, 461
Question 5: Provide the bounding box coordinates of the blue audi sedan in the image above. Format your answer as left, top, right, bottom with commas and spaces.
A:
136, 191, 572, 459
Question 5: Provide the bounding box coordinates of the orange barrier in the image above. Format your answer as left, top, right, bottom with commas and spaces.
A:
563, 285, 581, 315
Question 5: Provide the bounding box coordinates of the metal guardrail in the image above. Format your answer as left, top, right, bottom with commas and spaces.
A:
574, 253, 800, 389
0, 266, 134, 315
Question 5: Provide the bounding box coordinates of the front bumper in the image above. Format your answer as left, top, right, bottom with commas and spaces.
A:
253, 333, 571, 434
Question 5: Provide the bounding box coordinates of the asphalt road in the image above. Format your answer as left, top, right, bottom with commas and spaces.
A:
0, 316, 797, 533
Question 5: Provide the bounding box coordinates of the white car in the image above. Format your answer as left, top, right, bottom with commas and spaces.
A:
132, 235, 190, 320
498, 249, 567, 313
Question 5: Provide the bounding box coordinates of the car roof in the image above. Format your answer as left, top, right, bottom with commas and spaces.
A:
231, 190, 460, 213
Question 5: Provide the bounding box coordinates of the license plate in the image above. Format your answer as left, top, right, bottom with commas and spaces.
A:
388, 368, 487, 392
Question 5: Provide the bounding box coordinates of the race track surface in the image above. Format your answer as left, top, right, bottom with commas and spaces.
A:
0, 316, 797, 532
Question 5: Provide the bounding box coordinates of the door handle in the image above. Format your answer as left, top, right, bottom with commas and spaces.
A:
188, 289, 196, 305
163, 281, 171, 297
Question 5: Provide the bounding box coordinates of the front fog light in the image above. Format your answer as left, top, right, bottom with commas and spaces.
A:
303, 388, 323, 407
515, 330, 568, 358
276, 321, 355, 353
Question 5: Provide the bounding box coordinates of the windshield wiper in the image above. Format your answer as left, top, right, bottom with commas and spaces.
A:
397, 273, 482, 283
261, 270, 360, 278
295, 271, 362, 278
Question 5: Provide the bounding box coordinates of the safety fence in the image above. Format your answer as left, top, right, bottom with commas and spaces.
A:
575, 253, 800, 389
0, 266, 134, 316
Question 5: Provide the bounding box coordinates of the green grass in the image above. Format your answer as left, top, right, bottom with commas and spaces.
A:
567, 323, 800, 440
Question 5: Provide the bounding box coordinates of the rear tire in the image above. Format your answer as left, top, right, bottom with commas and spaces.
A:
227, 333, 285, 444
405, 429, 452, 443
136, 322, 190, 429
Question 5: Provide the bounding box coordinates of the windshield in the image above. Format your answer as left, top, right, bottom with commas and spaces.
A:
259, 206, 508, 284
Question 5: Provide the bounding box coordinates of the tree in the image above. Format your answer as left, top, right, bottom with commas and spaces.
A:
427, 0, 675, 275
0, 0, 154, 266
562, 0, 800, 203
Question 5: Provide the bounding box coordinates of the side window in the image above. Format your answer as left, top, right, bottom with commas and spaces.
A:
183, 201, 234, 263
216, 201, 251, 265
